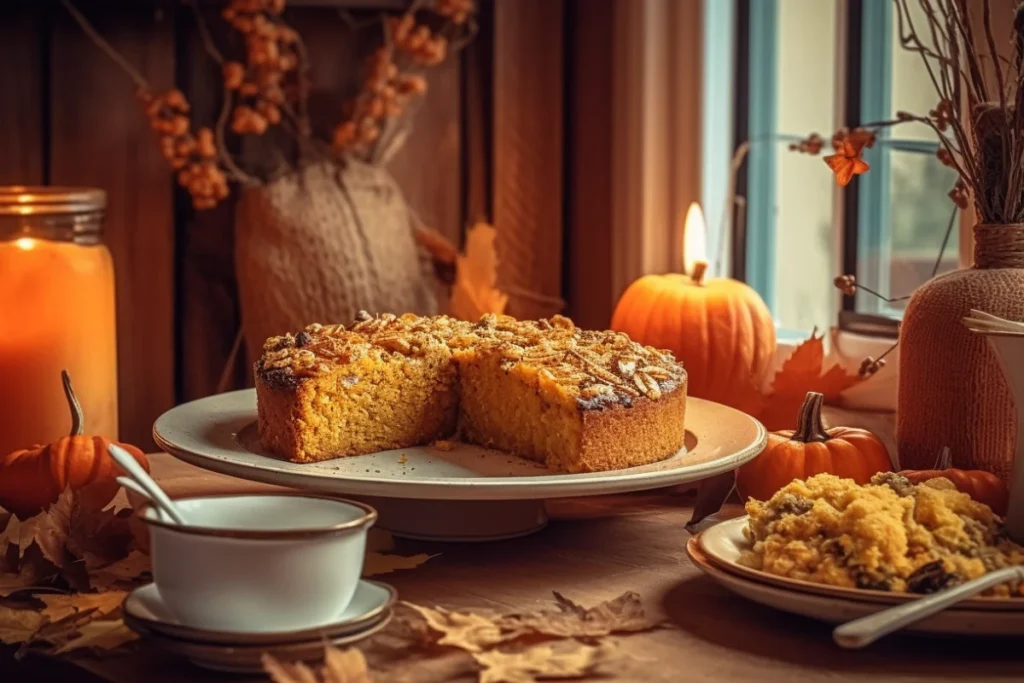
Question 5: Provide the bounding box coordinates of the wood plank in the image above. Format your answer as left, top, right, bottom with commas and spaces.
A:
48, 6, 176, 448
0, 7, 45, 185
492, 0, 565, 319
565, 0, 615, 330
460, 0, 493, 232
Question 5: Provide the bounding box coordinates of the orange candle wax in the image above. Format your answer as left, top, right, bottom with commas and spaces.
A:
0, 188, 118, 456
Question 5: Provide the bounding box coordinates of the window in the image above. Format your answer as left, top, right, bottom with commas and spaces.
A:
736, 0, 960, 333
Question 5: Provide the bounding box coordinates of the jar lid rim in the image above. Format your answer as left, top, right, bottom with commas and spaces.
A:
0, 186, 106, 215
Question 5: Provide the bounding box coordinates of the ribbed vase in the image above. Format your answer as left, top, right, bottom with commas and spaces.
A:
897, 224, 1024, 480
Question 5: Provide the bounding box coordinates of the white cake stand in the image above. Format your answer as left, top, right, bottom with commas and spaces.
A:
153, 389, 766, 541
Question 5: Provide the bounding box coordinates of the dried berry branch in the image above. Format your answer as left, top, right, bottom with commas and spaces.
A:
793, 0, 1024, 225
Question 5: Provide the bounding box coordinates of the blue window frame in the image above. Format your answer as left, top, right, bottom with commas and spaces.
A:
737, 0, 958, 330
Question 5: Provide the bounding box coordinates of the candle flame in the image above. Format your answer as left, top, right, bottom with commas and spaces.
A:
682, 202, 707, 277
14, 237, 36, 251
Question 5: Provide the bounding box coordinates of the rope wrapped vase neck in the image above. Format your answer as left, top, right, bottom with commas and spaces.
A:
974, 224, 1024, 269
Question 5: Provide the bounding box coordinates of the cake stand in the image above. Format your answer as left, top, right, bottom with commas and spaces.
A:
153, 389, 766, 541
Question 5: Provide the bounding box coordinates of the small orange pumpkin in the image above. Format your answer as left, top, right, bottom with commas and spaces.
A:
0, 371, 149, 518
901, 447, 1008, 515
736, 391, 892, 502
610, 267, 776, 412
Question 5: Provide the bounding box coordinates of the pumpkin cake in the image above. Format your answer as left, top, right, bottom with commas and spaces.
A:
739, 472, 1024, 597
255, 312, 688, 473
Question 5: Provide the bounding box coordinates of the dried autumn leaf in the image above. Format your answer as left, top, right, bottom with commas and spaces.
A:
498, 591, 651, 639
0, 603, 44, 644
364, 551, 435, 577
0, 545, 60, 597
402, 602, 504, 652
39, 590, 127, 624
52, 618, 137, 654
262, 645, 371, 683
4, 492, 73, 569
85, 550, 150, 591
450, 223, 508, 321
757, 329, 867, 431
473, 642, 609, 683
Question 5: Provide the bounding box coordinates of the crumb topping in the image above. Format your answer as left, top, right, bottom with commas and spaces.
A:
739, 473, 1024, 597
255, 312, 685, 407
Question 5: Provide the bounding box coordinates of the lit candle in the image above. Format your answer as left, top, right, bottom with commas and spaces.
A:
611, 202, 776, 411
0, 188, 119, 456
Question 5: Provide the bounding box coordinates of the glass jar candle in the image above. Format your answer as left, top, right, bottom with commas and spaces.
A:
0, 187, 119, 456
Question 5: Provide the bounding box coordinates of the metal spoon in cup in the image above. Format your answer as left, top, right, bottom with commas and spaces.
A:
833, 565, 1024, 648
108, 444, 187, 525
115, 476, 175, 523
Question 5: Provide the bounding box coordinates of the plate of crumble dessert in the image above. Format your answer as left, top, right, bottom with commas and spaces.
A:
154, 312, 767, 540
686, 473, 1024, 636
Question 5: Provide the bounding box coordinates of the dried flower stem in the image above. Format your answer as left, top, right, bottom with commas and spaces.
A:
60, 0, 150, 91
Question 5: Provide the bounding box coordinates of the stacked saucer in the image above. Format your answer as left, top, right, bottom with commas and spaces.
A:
123, 579, 396, 673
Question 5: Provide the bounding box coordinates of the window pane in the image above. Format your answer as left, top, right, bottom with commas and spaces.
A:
773, 151, 838, 330
777, 0, 837, 134
888, 150, 960, 309
890, 1, 940, 141
858, 150, 960, 313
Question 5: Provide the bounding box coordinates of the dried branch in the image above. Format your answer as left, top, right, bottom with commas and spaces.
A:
60, 0, 150, 91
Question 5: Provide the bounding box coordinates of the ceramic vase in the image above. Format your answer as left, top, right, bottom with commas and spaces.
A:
897, 224, 1024, 480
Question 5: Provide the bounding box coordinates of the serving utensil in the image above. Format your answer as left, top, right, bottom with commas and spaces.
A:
833, 566, 1024, 648
108, 443, 187, 525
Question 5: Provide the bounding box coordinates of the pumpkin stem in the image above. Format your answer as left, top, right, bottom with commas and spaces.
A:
790, 392, 830, 444
691, 261, 708, 286
934, 446, 953, 470
61, 370, 84, 436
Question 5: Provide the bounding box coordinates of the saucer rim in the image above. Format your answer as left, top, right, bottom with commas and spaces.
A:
122, 579, 397, 644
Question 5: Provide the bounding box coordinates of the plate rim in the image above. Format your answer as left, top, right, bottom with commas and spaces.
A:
122, 579, 397, 644
696, 516, 1024, 611
686, 536, 1024, 634
152, 389, 767, 501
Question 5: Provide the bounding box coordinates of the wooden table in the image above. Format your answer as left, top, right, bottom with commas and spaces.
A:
8, 453, 1024, 682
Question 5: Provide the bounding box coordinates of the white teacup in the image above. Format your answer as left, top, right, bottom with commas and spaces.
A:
140, 493, 376, 633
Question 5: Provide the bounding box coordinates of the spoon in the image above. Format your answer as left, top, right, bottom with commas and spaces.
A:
833, 565, 1024, 648
108, 444, 188, 525
115, 476, 174, 523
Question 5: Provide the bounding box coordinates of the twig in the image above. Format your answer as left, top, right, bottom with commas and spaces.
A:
931, 202, 958, 278
215, 89, 260, 186
189, 0, 225, 65
60, 0, 151, 91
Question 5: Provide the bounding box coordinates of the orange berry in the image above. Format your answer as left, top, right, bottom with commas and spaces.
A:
223, 62, 246, 90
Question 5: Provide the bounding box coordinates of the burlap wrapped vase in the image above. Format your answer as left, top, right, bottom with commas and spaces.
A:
898, 224, 1024, 480
234, 159, 437, 360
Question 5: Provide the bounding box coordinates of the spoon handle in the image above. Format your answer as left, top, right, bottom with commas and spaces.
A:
108, 444, 187, 525
833, 566, 1024, 649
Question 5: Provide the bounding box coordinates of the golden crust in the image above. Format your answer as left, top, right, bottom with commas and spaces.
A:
255, 312, 685, 408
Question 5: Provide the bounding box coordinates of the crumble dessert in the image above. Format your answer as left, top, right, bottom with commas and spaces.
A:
739, 473, 1024, 596
255, 312, 688, 473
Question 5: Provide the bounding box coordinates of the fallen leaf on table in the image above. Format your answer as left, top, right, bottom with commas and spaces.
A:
3, 493, 73, 569
0, 545, 60, 597
498, 591, 652, 639
52, 618, 137, 654
39, 590, 126, 624
473, 642, 611, 683
685, 472, 737, 531
403, 602, 505, 652
449, 222, 508, 321
85, 550, 150, 591
365, 552, 436, 577
0, 603, 44, 644
263, 644, 372, 683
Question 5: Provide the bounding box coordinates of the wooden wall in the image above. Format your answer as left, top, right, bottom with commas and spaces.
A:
0, 0, 471, 448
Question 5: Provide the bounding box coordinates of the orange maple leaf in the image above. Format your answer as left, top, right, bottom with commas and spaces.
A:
824, 140, 869, 186
449, 223, 509, 321
755, 329, 866, 431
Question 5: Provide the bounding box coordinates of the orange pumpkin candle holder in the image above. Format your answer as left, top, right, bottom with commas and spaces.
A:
611, 204, 775, 412
736, 391, 892, 502
0, 371, 148, 518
